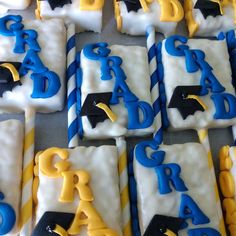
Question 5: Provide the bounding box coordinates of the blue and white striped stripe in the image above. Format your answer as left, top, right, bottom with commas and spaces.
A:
67, 23, 79, 148
146, 26, 163, 144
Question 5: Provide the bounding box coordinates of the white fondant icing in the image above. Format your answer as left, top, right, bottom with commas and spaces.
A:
188, 1, 235, 37
38, 0, 103, 33
162, 38, 236, 130
36, 145, 122, 236
80, 45, 156, 139
0, 0, 31, 14
0, 18, 66, 113
0, 119, 24, 236
118, 1, 178, 36
134, 143, 221, 235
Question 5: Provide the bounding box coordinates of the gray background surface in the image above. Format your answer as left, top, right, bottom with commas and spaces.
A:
2, 0, 234, 200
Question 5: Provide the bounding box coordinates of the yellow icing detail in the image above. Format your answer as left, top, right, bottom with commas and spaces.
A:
68, 200, 107, 234
53, 224, 68, 236
88, 228, 119, 236
22, 160, 34, 188
219, 171, 235, 198
114, 0, 122, 31
219, 218, 227, 236
233, 147, 236, 160
96, 103, 117, 122
35, 0, 42, 19
229, 224, 236, 236
59, 170, 94, 202
80, 0, 105, 10
184, 0, 199, 37
118, 151, 127, 174
232, 0, 236, 24
158, 0, 184, 22
219, 146, 232, 171
164, 229, 177, 236
0, 63, 20, 82
198, 129, 207, 142
39, 147, 71, 178
214, 183, 220, 202
207, 151, 213, 169
123, 220, 132, 236
19, 197, 33, 229
121, 185, 129, 207
186, 95, 208, 110
223, 198, 236, 225
139, 0, 150, 12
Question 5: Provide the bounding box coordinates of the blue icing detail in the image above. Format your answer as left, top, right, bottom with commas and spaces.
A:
157, 42, 169, 129
14, 29, 41, 53
83, 42, 111, 60
100, 56, 126, 81
110, 79, 138, 105
76, 52, 84, 139
0, 192, 16, 235
200, 70, 225, 95
179, 194, 210, 228
184, 50, 212, 73
0, 15, 23, 36
126, 101, 154, 129
188, 228, 221, 235
0, 15, 61, 100
128, 148, 141, 236
31, 70, 61, 98
19, 49, 47, 76
211, 93, 236, 119
156, 164, 188, 194
165, 35, 189, 57
135, 140, 165, 167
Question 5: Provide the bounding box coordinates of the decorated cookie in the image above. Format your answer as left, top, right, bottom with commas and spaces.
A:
36, 0, 104, 32
70, 42, 158, 140
159, 35, 236, 131
184, 0, 236, 37
0, 119, 24, 235
0, 15, 66, 113
0, 0, 31, 14
133, 141, 225, 235
219, 146, 236, 236
114, 0, 184, 36
32, 145, 122, 236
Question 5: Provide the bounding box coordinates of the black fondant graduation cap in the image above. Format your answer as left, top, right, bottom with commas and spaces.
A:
194, 0, 222, 19
144, 215, 184, 236
168, 86, 207, 120
46, 0, 72, 10
31, 211, 75, 236
80, 92, 115, 128
117, 0, 142, 12
0, 62, 22, 97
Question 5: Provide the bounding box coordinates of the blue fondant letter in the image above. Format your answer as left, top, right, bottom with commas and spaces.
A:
200, 70, 225, 95
31, 70, 61, 98
0, 15, 23, 36
126, 101, 154, 129
179, 194, 210, 227
156, 164, 188, 194
165, 35, 189, 57
211, 93, 236, 119
19, 49, 47, 76
135, 140, 165, 168
83, 42, 111, 60
188, 228, 221, 236
14, 29, 41, 53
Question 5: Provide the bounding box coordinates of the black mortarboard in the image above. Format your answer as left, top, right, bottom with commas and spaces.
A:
117, 0, 142, 12
46, 0, 72, 10
31, 211, 75, 236
80, 92, 114, 128
194, 0, 222, 19
0, 62, 22, 97
144, 215, 184, 236
168, 86, 206, 120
